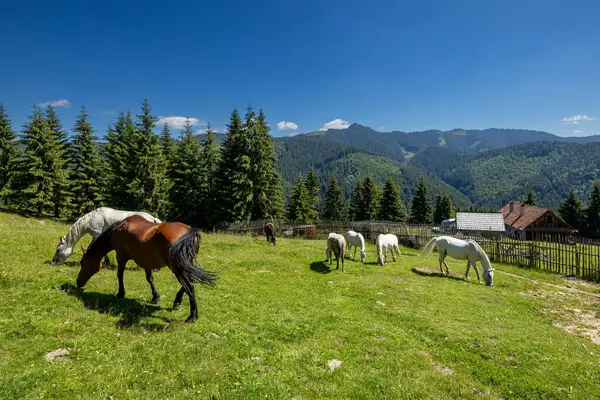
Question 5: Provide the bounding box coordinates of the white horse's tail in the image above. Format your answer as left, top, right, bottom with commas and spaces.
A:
420, 237, 438, 257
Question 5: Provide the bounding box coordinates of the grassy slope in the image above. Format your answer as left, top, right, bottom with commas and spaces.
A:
1, 212, 600, 399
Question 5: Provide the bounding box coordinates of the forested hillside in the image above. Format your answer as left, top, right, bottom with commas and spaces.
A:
442, 141, 600, 208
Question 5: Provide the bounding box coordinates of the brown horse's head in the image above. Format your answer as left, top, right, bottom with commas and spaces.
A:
77, 247, 102, 288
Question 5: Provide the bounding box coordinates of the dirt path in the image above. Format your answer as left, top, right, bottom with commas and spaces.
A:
496, 269, 600, 299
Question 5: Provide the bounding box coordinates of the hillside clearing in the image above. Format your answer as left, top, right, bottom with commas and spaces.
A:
1, 212, 600, 399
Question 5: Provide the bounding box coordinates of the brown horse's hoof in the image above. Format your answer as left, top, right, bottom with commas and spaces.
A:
185, 315, 198, 323
116, 292, 125, 299
172, 302, 182, 310
150, 296, 160, 304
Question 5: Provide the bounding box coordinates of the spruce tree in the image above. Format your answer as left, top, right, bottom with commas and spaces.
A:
198, 123, 221, 228
129, 98, 170, 217
287, 173, 311, 221
558, 188, 585, 232
322, 175, 346, 220
433, 195, 452, 224
349, 180, 365, 220
170, 119, 203, 224
378, 176, 405, 222
524, 189, 536, 206
45, 106, 71, 218
0, 104, 18, 204
159, 122, 176, 169
10, 106, 54, 216
69, 106, 104, 215
304, 166, 320, 221
103, 112, 136, 208
361, 175, 380, 220
215, 109, 252, 222
410, 177, 433, 223
585, 182, 600, 239
249, 108, 284, 220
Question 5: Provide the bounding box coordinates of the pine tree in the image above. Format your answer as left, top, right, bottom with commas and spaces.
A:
0, 104, 18, 204
69, 106, 104, 215
322, 175, 346, 220
585, 182, 600, 239
103, 112, 136, 208
45, 106, 71, 218
558, 188, 585, 232
433, 195, 452, 224
304, 166, 320, 221
524, 189, 536, 206
378, 176, 405, 222
10, 106, 55, 216
198, 123, 221, 228
128, 99, 170, 217
170, 119, 203, 224
410, 177, 433, 223
249, 108, 284, 220
287, 173, 311, 221
361, 175, 380, 220
215, 109, 252, 222
349, 180, 365, 220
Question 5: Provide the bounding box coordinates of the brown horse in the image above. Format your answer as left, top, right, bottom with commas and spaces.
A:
77, 215, 217, 322
264, 222, 276, 246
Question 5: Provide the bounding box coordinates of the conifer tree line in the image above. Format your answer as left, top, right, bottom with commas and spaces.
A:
2, 101, 600, 238
0, 101, 283, 228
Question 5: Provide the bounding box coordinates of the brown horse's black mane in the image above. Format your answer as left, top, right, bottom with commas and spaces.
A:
86, 220, 121, 259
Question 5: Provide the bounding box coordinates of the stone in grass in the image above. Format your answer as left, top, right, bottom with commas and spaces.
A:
328, 359, 342, 372
44, 348, 71, 362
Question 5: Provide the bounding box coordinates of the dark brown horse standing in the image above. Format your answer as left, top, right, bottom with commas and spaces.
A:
264, 222, 276, 246
77, 215, 217, 322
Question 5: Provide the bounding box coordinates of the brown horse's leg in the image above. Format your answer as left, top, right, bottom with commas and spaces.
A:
116, 253, 128, 298
145, 269, 160, 304
173, 287, 185, 309
181, 279, 198, 323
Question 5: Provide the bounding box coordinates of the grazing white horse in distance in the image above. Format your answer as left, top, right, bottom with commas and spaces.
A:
420, 236, 494, 286
51, 207, 161, 265
376, 234, 401, 266
325, 233, 347, 271
345, 230, 366, 262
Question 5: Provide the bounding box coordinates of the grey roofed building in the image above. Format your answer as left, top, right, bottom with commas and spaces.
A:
455, 212, 506, 232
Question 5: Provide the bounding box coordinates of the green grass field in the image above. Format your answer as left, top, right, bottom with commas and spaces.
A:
1, 211, 600, 399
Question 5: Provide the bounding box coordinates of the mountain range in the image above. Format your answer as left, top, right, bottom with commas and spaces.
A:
195, 124, 600, 210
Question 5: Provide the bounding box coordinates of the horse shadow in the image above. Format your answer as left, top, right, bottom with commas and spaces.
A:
60, 283, 173, 329
411, 266, 467, 282
310, 261, 334, 274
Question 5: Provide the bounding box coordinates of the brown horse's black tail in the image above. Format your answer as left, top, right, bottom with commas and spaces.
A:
169, 228, 218, 290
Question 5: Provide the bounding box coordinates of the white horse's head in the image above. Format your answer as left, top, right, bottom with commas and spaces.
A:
325, 247, 330, 261
360, 249, 367, 263
482, 268, 494, 286
51, 236, 71, 265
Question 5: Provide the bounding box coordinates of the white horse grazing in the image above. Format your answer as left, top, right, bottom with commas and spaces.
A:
420, 236, 494, 286
345, 230, 366, 262
376, 234, 400, 266
51, 207, 161, 265
325, 233, 347, 271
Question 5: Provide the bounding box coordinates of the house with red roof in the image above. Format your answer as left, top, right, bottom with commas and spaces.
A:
500, 202, 576, 240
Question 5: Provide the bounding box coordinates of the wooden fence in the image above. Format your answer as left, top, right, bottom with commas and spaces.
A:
221, 220, 600, 281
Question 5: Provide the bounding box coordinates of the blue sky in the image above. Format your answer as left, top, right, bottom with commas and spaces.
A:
1, 0, 599, 137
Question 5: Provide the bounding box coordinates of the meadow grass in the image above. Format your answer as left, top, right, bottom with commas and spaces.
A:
1, 211, 600, 399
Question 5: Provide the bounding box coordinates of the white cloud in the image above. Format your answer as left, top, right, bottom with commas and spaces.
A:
155, 116, 206, 130
277, 121, 298, 131
561, 114, 594, 124
288, 132, 299, 137
572, 130, 583, 134
195, 127, 222, 135
320, 118, 350, 131
39, 99, 71, 108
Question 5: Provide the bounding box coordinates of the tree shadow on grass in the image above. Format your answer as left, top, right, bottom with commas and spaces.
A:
310, 261, 334, 274
60, 282, 174, 329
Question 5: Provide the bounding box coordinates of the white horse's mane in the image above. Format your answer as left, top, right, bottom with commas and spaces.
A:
64, 210, 97, 247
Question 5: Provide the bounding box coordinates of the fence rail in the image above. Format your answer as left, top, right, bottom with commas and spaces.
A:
221, 220, 600, 282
